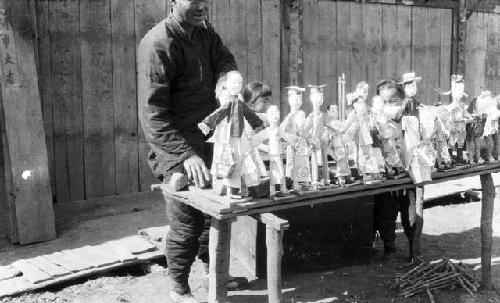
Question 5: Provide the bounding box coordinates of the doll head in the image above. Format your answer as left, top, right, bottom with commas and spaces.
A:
226, 71, 243, 96
286, 86, 305, 113
308, 85, 326, 112
327, 105, 339, 120
242, 81, 272, 113
355, 81, 369, 101
450, 75, 465, 100
266, 105, 280, 125
399, 72, 421, 98
218, 88, 232, 108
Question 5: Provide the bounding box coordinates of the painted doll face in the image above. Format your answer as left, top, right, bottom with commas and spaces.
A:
356, 83, 369, 101
451, 82, 465, 100
404, 81, 417, 97
226, 72, 243, 95
288, 91, 303, 112
266, 105, 280, 124
218, 88, 231, 107
327, 105, 339, 120
310, 91, 323, 110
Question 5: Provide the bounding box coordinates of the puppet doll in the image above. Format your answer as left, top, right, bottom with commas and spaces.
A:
435, 75, 473, 164
344, 91, 380, 184
198, 71, 264, 198
399, 72, 422, 167
252, 105, 291, 196
323, 105, 350, 186
304, 85, 330, 188
476, 90, 500, 162
434, 106, 452, 170
280, 86, 311, 190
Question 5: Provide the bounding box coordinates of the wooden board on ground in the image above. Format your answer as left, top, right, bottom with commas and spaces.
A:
111, 235, 157, 255
70, 246, 121, 268
0, 266, 20, 282
0, 250, 164, 298
0, 0, 56, 244
43, 251, 94, 273
26, 256, 70, 279
12, 260, 52, 284
102, 243, 138, 263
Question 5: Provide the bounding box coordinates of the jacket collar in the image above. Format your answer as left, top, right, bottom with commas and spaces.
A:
165, 12, 203, 42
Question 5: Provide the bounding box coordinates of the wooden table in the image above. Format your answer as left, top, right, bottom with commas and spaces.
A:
156, 162, 500, 303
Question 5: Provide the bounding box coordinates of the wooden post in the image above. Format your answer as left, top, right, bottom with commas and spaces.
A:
480, 173, 494, 289
408, 187, 424, 261
260, 213, 289, 303
208, 218, 232, 303
266, 226, 284, 303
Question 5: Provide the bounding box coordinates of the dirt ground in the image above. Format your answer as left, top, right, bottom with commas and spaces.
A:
1, 181, 499, 303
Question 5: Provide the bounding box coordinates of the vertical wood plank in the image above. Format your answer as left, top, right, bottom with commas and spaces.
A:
35, 0, 55, 197
302, 0, 318, 114
246, 0, 262, 84
348, 2, 366, 91
50, 0, 84, 202
262, 0, 281, 107
279, 0, 290, 115
439, 9, 452, 103
425, 8, 441, 105
111, 0, 139, 195
411, 7, 427, 103
318, 0, 335, 107
465, 13, 487, 98
208, 218, 231, 303
395, 5, 412, 80
284, 0, 303, 112
381, 4, 398, 80
266, 226, 284, 303
229, 0, 247, 82
135, 0, 166, 191
336, 2, 351, 99
80, 0, 115, 198
0, 0, 56, 244
364, 4, 382, 98
486, 13, 500, 95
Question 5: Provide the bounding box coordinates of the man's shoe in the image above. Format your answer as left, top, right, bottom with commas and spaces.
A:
169, 291, 200, 303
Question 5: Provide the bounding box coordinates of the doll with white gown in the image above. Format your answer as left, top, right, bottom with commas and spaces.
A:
323, 105, 350, 186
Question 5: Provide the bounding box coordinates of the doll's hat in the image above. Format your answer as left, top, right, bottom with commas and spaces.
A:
285, 86, 306, 93
308, 84, 327, 94
399, 72, 422, 85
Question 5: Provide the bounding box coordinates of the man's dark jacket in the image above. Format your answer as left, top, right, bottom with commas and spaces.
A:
138, 14, 237, 177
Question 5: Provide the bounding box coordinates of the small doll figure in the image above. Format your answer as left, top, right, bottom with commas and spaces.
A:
399, 72, 423, 167
198, 71, 264, 197
281, 86, 311, 190
435, 74, 473, 164
252, 106, 290, 196
476, 90, 500, 162
344, 91, 380, 184
466, 93, 487, 164
323, 105, 350, 186
433, 107, 452, 170
304, 84, 329, 188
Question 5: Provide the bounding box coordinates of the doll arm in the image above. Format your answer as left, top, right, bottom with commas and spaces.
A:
202, 106, 230, 130
251, 128, 269, 147
242, 101, 264, 129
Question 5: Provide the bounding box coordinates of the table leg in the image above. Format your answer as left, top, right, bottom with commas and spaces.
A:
266, 225, 284, 303
480, 173, 495, 289
208, 218, 232, 303
413, 186, 424, 258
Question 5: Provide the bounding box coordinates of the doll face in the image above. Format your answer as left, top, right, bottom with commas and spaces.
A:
310, 91, 323, 110
356, 83, 369, 101
404, 81, 417, 97
288, 91, 303, 112
218, 89, 231, 107
451, 82, 465, 99
266, 105, 280, 124
226, 72, 243, 95
327, 105, 339, 120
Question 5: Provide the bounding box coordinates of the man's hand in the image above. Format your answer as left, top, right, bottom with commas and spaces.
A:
198, 122, 211, 136
183, 154, 211, 188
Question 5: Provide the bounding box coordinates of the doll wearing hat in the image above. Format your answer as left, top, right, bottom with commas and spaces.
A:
323, 105, 351, 186
280, 86, 311, 190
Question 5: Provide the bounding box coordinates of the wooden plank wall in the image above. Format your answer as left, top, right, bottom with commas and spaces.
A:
29, 0, 456, 203
295, 1, 452, 110
465, 12, 500, 98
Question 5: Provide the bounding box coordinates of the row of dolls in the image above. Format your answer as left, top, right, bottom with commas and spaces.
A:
198, 70, 500, 198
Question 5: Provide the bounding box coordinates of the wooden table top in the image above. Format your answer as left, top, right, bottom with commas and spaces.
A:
158, 162, 500, 220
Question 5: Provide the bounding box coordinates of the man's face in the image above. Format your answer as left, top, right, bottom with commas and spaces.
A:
379, 87, 398, 102
172, 0, 207, 27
